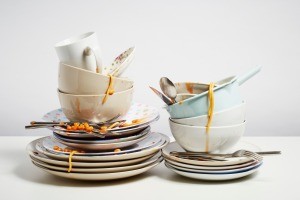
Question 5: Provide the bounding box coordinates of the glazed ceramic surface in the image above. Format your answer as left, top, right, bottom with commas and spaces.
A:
55, 32, 102, 73
166, 81, 243, 118
52, 126, 150, 144
32, 158, 162, 181
165, 162, 261, 181
162, 142, 253, 166
169, 119, 246, 152
171, 102, 246, 126
166, 67, 261, 118
42, 102, 159, 129
165, 160, 262, 174
42, 132, 164, 156
103, 47, 135, 76
27, 139, 156, 167
58, 62, 133, 94
57, 87, 133, 123
165, 158, 257, 170
35, 133, 169, 161
52, 131, 148, 151
31, 153, 161, 173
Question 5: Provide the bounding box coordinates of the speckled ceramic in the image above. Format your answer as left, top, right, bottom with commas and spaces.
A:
103, 47, 135, 76
42, 102, 160, 130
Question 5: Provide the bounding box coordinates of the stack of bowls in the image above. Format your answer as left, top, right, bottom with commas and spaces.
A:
58, 62, 134, 123
165, 67, 261, 153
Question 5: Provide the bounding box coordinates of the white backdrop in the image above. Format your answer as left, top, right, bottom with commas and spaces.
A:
0, 0, 299, 136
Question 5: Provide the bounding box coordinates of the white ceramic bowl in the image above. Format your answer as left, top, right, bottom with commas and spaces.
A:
169, 119, 246, 152
58, 87, 133, 123
171, 102, 246, 126
58, 62, 134, 95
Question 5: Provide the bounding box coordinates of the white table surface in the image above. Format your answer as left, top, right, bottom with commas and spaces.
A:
1, 136, 299, 200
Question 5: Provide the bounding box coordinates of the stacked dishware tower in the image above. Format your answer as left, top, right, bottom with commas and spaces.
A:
25, 32, 169, 181
151, 67, 264, 181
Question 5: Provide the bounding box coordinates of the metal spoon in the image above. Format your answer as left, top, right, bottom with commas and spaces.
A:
160, 77, 177, 103
149, 86, 173, 105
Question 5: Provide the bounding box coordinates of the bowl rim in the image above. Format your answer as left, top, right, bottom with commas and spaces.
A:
171, 101, 246, 120
59, 62, 134, 83
169, 118, 246, 129
57, 86, 134, 97
167, 75, 237, 108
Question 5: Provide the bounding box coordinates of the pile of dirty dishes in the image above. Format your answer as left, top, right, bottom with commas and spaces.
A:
162, 142, 263, 181
55, 32, 135, 123
165, 67, 261, 152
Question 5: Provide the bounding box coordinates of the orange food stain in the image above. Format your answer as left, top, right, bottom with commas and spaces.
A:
185, 82, 194, 94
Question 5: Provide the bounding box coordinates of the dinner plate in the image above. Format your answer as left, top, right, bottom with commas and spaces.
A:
32, 158, 163, 181
52, 126, 150, 144
42, 102, 160, 130
52, 131, 149, 151
52, 124, 154, 139
162, 142, 260, 166
164, 157, 257, 170
31, 153, 162, 173
165, 162, 261, 181
35, 133, 169, 161
165, 160, 262, 174
42, 132, 165, 156
28, 139, 156, 167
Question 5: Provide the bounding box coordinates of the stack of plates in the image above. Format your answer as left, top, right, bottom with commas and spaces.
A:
27, 103, 170, 181
162, 142, 263, 181
27, 133, 169, 181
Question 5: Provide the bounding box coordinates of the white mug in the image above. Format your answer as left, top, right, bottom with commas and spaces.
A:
54, 32, 102, 73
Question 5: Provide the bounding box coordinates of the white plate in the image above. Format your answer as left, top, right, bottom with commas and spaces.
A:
42, 102, 160, 131
165, 162, 262, 181
31, 153, 162, 173
53, 131, 149, 151
165, 160, 262, 174
52, 126, 150, 144
164, 157, 257, 170
27, 139, 156, 167
162, 141, 260, 166
34, 133, 169, 161
32, 158, 162, 181
42, 132, 164, 156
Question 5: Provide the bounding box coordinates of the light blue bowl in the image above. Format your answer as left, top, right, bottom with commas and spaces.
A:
165, 67, 261, 119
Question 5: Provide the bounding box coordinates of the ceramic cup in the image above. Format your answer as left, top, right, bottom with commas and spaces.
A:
55, 32, 102, 73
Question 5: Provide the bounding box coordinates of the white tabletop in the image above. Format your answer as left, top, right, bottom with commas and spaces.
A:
1, 136, 299, 200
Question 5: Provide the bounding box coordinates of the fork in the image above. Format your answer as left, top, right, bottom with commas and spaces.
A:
171, 150, 265, 162
230, 150, 263, 162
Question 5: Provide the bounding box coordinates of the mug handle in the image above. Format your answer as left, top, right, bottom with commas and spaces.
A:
84, 47, 102, 73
